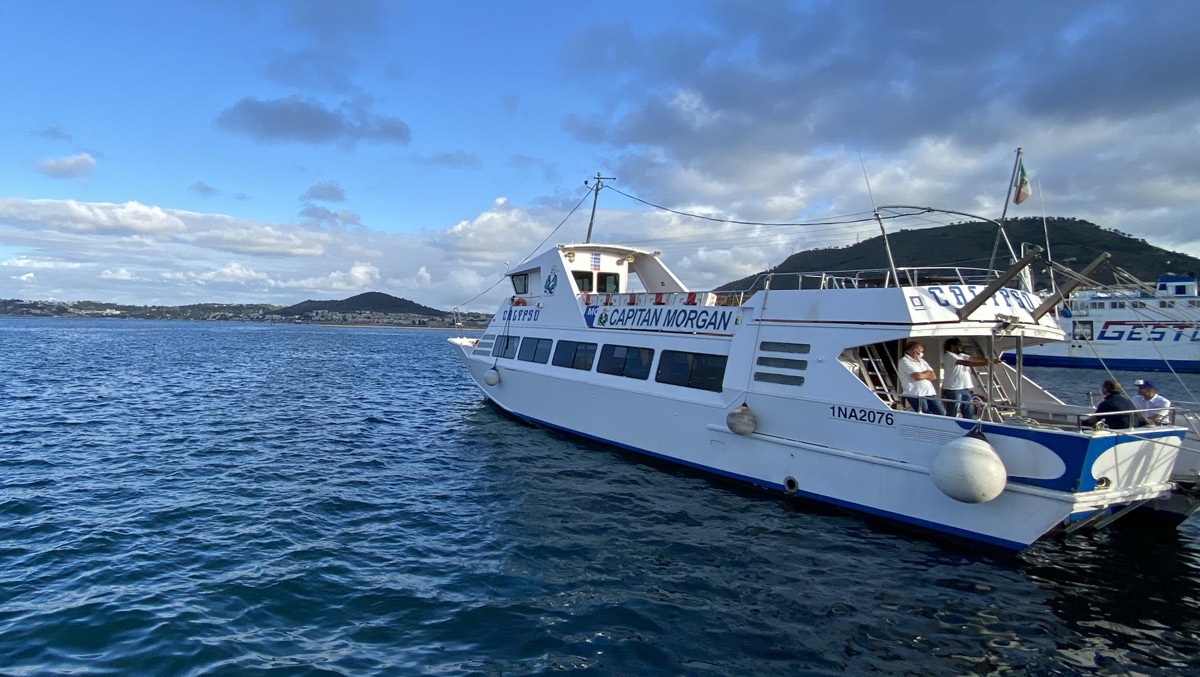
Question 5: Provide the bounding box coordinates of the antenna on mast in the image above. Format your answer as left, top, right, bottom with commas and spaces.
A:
583, 172, 615, 244
859, 152, 899, 285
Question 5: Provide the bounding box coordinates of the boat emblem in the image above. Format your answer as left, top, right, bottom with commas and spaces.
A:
544, 267, 558, 296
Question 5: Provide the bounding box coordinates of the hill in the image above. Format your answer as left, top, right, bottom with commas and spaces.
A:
275, 291, 444, 317
720, 217, 1200, 291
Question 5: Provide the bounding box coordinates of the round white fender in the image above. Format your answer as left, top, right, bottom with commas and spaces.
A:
931, 434, 1007, 503
726, 405, 757, 435
483, 368, 501, 386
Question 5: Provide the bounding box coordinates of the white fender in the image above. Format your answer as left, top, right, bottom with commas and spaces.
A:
483, 368, 501, 386
931, 434, 1007, 503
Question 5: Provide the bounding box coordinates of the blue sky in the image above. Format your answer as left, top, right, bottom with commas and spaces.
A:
3, 1, 1199, 311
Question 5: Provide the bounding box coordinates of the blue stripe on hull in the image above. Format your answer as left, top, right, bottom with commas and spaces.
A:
508, 409, 1030, 551
1006, 354, 1200, 373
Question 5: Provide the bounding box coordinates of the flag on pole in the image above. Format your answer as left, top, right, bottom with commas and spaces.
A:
1013, 159, 1032, 205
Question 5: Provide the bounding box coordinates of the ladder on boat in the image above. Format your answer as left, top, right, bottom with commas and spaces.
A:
858, 344, 898, 407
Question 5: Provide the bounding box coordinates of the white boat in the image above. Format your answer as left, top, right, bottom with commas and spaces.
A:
1014, 275, 1200, 373
449, 212, 1189, 551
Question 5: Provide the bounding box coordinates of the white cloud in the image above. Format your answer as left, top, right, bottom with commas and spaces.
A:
100, 268, 137, 280
2, 256, 82, 269
196, 262, 272, 284
36, 153, 96, 178
280, 262, 380, 292
0, 199, 186, 235
15, 273, 36, 282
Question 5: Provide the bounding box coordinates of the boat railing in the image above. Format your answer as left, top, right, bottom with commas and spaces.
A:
577, 291, 749, 307
859, 390, 1183, 434
727, 266, 1006, 293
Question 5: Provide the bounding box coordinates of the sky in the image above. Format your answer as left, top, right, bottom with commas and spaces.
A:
3, 1, 1199, 312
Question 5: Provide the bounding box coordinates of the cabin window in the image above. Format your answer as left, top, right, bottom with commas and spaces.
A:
597, 344, 654, 380
1190, 300, 1200, 308
511, 274, 529, 295
517, 337, 553, 364
491, 335, 520, 359
1089, 302, 1105, 310
551, 340, 597, 370
759, 341, 811, 354
573, 271, 594, 292
1130, 301, 1146, 308
1110, 301, 1125, 309
1160, 300, 1176, 308
1072, 321, 1093, 341
655, 350, 727, 392
597, 273, 620, 293
1175, 285, 1188, 295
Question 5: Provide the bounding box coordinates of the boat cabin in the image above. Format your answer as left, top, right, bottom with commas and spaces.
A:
508, 244, 690, 300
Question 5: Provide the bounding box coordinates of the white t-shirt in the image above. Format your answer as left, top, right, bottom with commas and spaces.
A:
941, 350, 976, 391
1133, 393, 1171, 423
900, 354, 936, 397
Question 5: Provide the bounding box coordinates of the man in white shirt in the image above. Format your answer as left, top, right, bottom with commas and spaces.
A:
900, 340, 946, 415
940, 338, 998, 419
1132, 378, 1172, 425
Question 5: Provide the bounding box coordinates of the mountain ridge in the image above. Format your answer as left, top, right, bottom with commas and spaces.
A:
719, 216, 1200, 291
274, 291, 444, 317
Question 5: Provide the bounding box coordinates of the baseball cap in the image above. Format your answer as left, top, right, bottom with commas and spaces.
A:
1133, 379, 1155, 389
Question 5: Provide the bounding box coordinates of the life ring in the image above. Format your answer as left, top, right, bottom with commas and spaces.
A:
512, 297, 527, 306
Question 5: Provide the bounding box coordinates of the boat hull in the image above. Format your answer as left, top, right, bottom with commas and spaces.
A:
452, 338, 1182, 550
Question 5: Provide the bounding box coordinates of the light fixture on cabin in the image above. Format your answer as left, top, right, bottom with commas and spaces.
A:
625, 254, 635, 263
566, 251, 575, 262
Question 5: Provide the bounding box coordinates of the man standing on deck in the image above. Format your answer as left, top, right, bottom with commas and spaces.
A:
1132, 379, 1172, 425
940, 338, 999, 419
1086, 378, 1137, 429
901, 340, 947, 416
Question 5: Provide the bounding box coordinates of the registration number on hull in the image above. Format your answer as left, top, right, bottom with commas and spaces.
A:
829, 405, 894, 426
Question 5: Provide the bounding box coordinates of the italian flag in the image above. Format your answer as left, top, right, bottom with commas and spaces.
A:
1013, 159, 1032, 204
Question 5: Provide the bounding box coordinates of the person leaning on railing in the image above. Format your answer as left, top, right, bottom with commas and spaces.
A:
1084, 378, 1137, 429
940, 337, 1001, 420
1133, 378, 1172, 425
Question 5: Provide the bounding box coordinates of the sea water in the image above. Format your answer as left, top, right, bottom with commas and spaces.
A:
2, 318, 1198, 675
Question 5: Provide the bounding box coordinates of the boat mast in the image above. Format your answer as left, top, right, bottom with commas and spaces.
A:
988, 148, 1023, 274
584, 173, 615, 244
859, 154, 900, 286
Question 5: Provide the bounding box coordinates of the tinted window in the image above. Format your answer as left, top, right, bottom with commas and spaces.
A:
490, 335, 519, 359
552, 340, 597, 370
598, 273, 620, 293
517, 337, 553, 363
573, 271, 594, 292
655, 350, 727, 392
597, 344, 654, 380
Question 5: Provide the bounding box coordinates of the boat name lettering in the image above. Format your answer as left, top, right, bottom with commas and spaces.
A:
925, 285, 1037, 313
501, 308, 541, 322
829, 405, 894, 426
1096, 321, 1200, 342
585, 306, 739, 334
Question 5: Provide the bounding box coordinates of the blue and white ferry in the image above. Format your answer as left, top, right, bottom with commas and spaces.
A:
1016, 275, 1200, 373
450, 212, 1189, 550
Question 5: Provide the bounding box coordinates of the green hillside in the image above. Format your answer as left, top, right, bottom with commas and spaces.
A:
721, 217, 1200, 291
275, 291, 443, 317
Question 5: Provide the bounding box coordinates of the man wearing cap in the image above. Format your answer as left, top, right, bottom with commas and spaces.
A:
1133, 379, 1172, 425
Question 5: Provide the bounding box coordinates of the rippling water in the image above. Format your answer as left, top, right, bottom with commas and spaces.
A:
2, 318, 1199, 675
